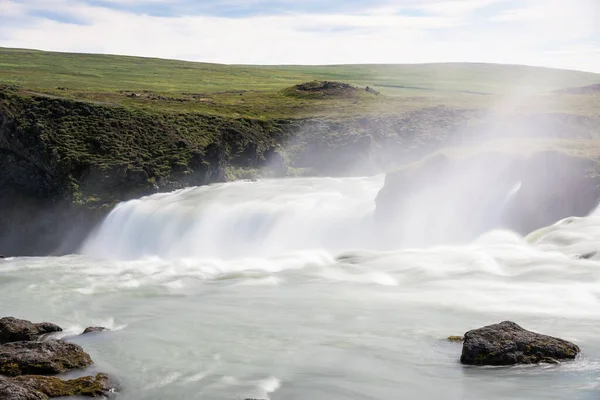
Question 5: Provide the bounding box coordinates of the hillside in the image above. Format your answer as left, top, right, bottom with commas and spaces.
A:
1, 47, 599, 118
0, 47, 599, 256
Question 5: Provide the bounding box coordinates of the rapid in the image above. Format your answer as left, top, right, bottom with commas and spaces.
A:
2, 176, 600, 399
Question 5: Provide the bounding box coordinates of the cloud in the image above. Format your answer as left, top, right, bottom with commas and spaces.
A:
0, 0, 599, 72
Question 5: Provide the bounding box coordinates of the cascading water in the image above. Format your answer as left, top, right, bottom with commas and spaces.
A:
81, 176, 385, 260
4, 175, 600, 400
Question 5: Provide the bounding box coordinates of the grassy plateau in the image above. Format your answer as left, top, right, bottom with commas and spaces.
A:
1, 47, 599, 119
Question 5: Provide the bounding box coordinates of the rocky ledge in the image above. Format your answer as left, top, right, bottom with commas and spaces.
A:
0, 317, 62, 344
460, 321, 580, 366
0, 317, 116, 399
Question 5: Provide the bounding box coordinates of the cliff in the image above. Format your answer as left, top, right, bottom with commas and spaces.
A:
375, 149, 600, 247
1, 84, 599, 255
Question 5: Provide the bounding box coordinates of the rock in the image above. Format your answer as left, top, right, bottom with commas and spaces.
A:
0, 317, 62, 344
82, 327, 107, 335
0, 376, 47, 400
14, 373, 113, 398
460, 321, 580, 366
576, 251, 597, 260
0, 340, 93, 376
447, 336, 464, 342
0, 254, 5, 258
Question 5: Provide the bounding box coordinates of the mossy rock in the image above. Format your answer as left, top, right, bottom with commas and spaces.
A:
13, 374, 112, 398
0, 341, 92, 376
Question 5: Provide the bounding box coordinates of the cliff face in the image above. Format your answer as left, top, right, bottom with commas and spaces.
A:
2, 87, 599, 256
375, 150, 600, 247
0, 92, 241, 255
0, 89, 479, 256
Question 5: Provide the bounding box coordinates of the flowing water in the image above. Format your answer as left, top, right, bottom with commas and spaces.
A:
2, 176, 600, 399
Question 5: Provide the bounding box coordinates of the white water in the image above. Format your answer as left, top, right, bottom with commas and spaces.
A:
81, 177, 384, 260
3, 176, 600, 399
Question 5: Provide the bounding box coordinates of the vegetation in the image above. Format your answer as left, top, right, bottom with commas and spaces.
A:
1, 47, 599, 118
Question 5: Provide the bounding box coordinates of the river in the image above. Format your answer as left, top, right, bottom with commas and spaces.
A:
2, 176, 600, 399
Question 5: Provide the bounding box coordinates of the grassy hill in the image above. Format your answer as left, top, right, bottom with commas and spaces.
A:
1, 47, 599, 118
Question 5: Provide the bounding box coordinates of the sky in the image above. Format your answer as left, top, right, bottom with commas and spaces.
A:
0, 0, 599, 72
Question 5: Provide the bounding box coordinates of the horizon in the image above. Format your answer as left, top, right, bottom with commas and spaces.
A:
3, 46, 600, 76
1, 0, 599, 73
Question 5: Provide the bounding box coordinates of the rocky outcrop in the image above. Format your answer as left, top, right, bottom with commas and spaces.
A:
0, 341, 92, 376
13, 374, 112, 398
375, 150, 600, 247
460, 321, 580, 365
0, 318, 62, 344
0, 316, 116, 398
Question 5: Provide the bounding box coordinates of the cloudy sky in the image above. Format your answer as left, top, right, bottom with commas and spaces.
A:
1, 0, 599, 72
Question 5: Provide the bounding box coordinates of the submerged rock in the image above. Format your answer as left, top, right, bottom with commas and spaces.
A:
0, 376, 47, 400
447, 336, 464, 343
460, 321, 580, 366
14, 373, 113, 398
0, 317, 62, 344
0, 340, 93, 376
82, 327, 108, 335
576, 251, 597, 260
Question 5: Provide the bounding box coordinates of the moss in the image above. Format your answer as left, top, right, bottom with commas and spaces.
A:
13, 374, 110, 397
225, 166, 259, 181
0, 363, 21, 376
447, 336, 464, 343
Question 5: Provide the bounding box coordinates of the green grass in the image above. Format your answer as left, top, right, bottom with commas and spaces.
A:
1, 47, 599, 118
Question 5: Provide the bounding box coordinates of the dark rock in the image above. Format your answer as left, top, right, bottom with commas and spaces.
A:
0, 317, 62, 344
82, 327, 107, 335
0, 376, 47, 400
576, 251, 597, 260
460, 321, 580, 366
14, 373, 113, 398
0, 340, 93, 376
0, 254, 5, 258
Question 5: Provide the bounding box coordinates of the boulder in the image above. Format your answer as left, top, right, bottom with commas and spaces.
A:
0, 340, 93, 376
14, 374, 113, 398
0, 376, 47, 400
82, 327, 108, 335
460, 321, 580, 366
0, 318, 62, 344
